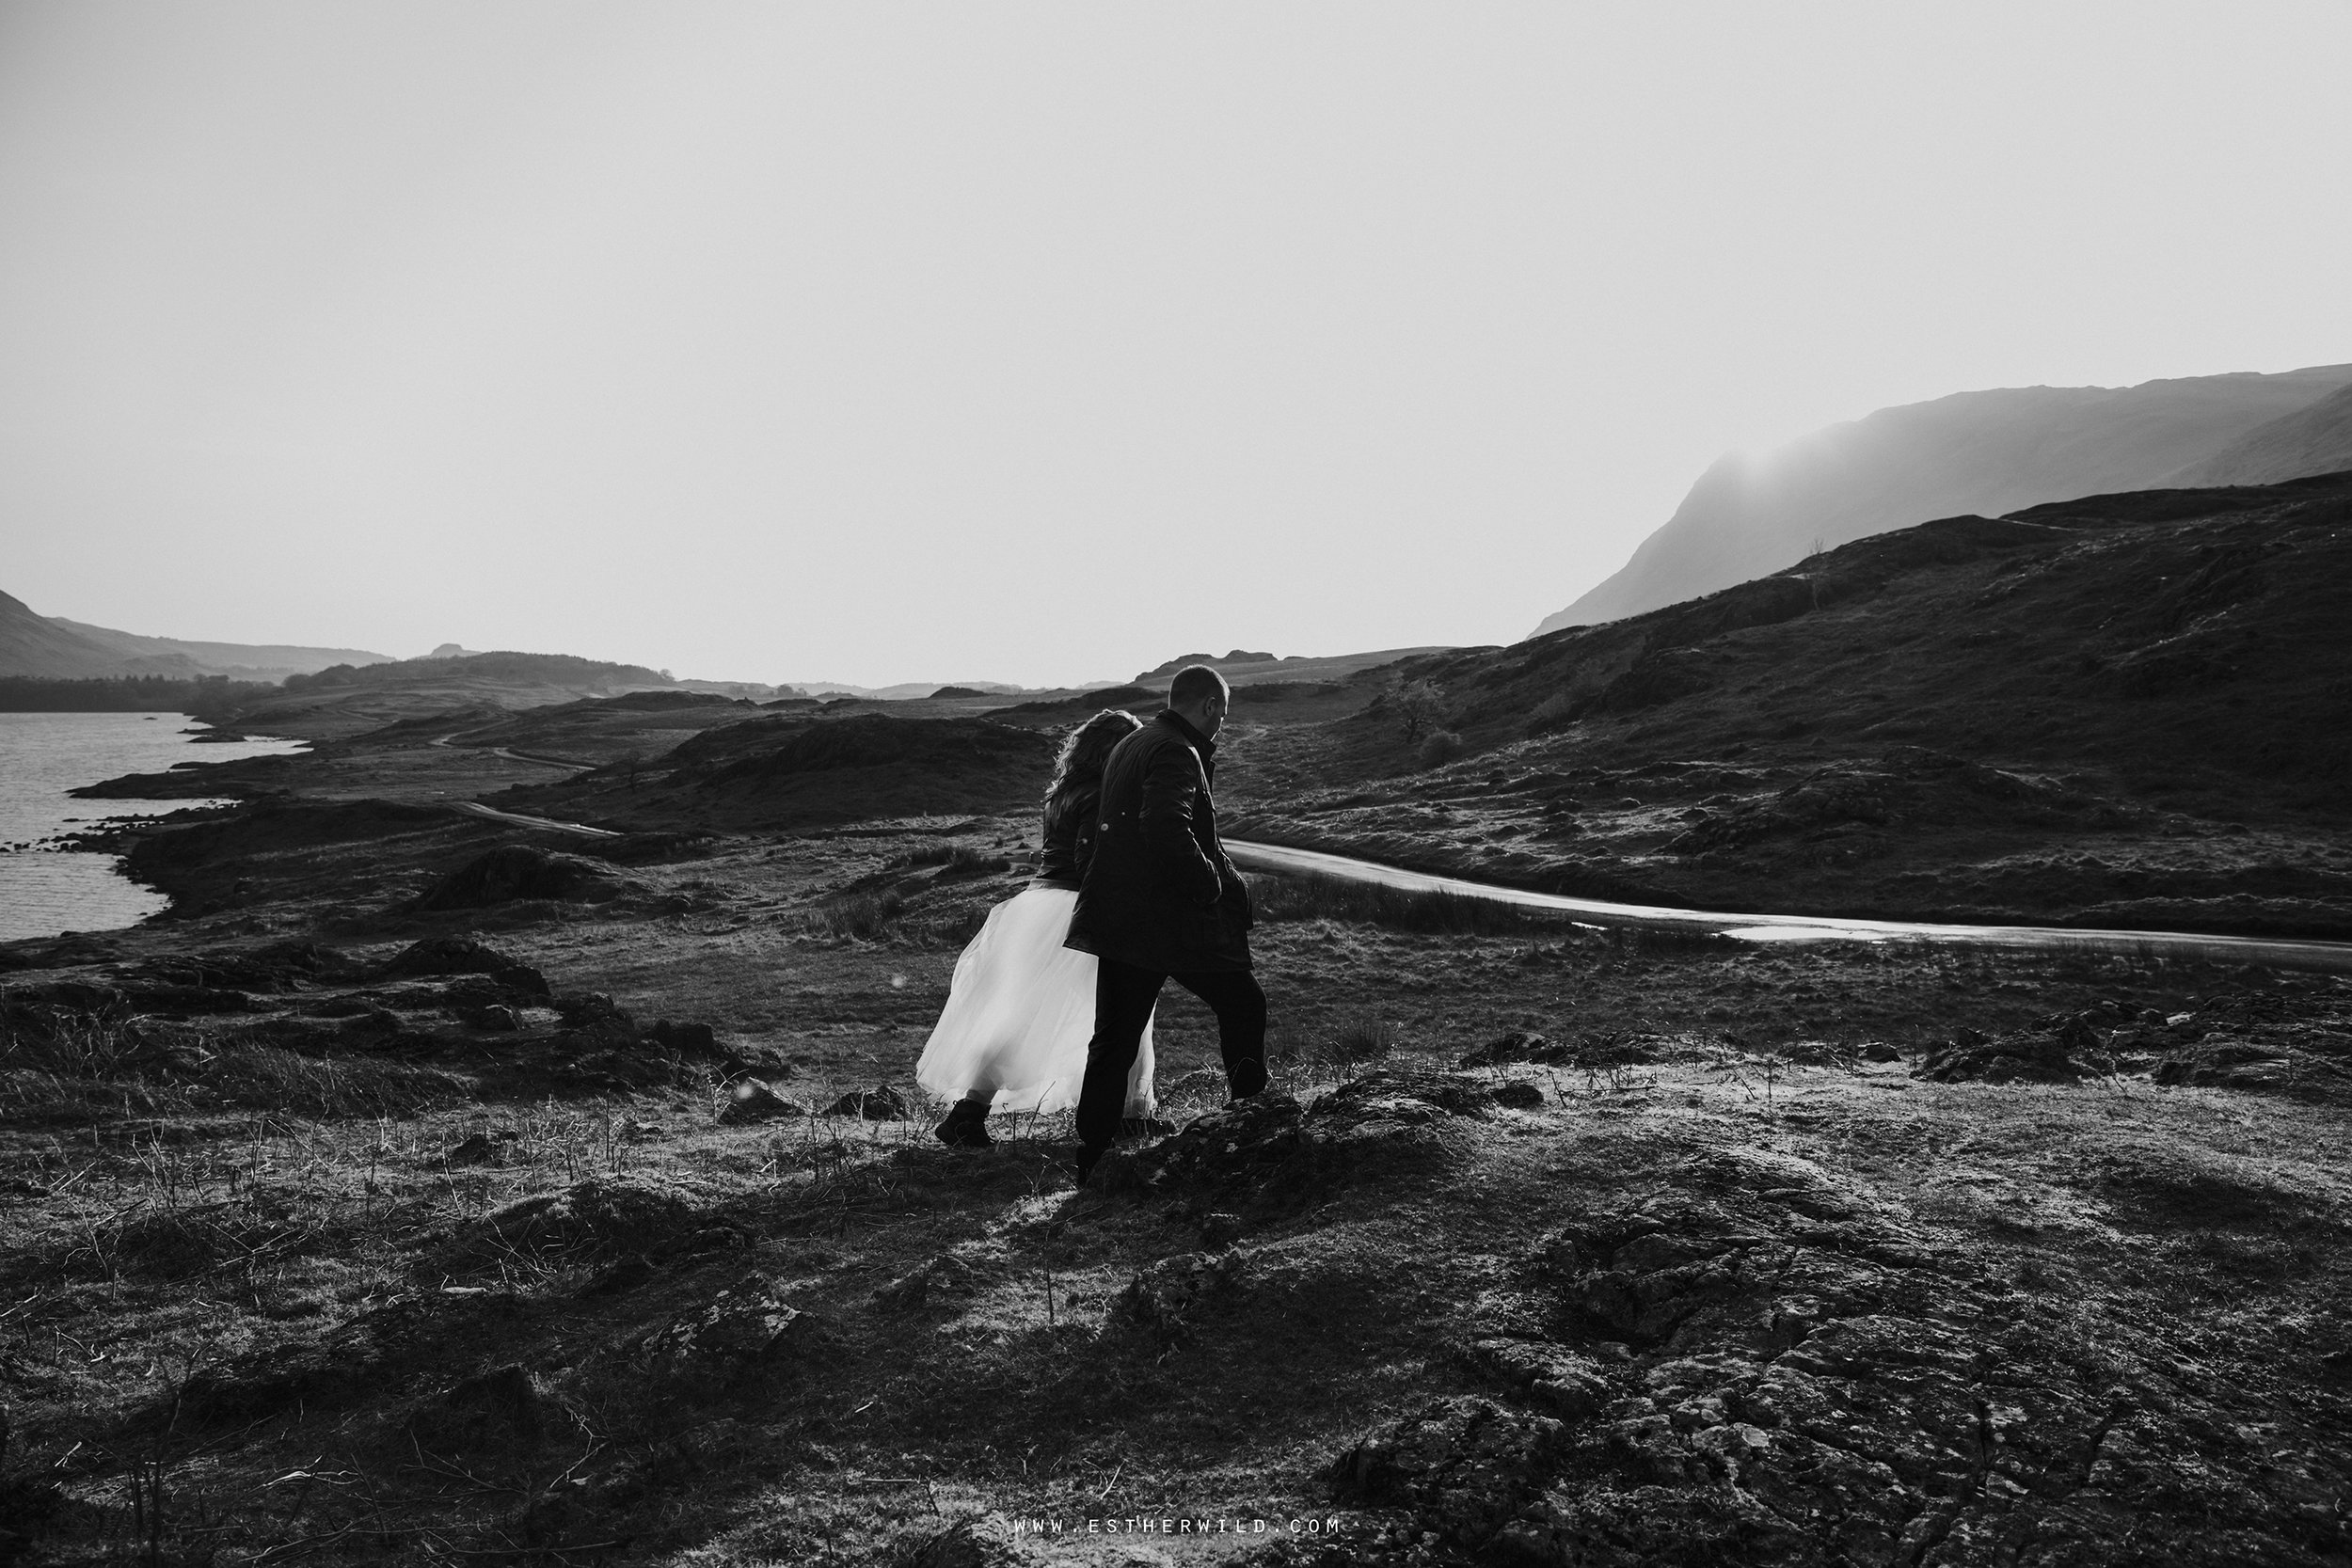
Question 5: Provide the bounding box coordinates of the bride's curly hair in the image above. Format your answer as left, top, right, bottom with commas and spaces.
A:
1045, 708, 1144, 802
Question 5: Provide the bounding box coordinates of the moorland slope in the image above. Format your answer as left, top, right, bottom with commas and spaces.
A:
1536, 362, 2352, 634
1226, 471, 2352, 938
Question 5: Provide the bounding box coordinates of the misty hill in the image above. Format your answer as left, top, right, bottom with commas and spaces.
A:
0, 589, 135, 678
2173, 380, 2352, 487
0, 586, 390, 680
45, 617, 389, 680
225, 650, 701, 738
1231, 469, 2352, 937
1534, 362, 2352, 635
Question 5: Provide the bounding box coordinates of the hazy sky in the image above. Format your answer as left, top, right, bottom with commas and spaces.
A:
4, 3, 2348, 688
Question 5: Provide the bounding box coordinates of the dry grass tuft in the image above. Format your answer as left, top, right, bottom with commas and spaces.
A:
797, 888, 906, 941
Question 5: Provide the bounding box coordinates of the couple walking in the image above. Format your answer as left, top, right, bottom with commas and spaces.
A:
914, 664, 1266, 1183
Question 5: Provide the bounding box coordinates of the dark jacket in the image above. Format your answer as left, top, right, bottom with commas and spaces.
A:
1064, 711, 1253, 972
1032, 783, 1102, 891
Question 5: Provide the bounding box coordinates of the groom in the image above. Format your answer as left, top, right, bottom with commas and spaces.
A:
1063, 663, 1267, 1183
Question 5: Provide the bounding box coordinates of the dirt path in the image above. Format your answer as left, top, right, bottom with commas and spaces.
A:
1228, 837, 2352, 974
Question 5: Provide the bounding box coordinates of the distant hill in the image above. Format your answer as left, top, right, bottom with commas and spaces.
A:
45, 617, 389, 680
221, 650, 703, 738
796, 679, 1026, 701
2172, 382, 2352, 487
277, 650, 675, 695
0, 590, 128, 678
1534, 362, 2352, 636
0, 586, 391, 680
1132, 646, 1456, 689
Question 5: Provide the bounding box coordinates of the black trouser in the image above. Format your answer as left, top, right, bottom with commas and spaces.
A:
1075, 957, 1267, 1149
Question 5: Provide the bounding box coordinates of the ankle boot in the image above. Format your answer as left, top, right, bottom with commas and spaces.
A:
932, 1101, 992, 1148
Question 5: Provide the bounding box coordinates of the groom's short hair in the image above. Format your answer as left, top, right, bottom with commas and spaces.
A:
1168, 664, 1230, 710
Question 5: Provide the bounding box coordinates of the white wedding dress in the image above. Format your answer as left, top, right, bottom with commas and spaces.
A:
914, 884, 1155, 1116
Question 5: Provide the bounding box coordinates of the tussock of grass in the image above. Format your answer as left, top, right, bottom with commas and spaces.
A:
892, 841, 1005, 876
207, 1043, 469, 1117
72, 1202, 355, 1282
1326, 1010, 1399, 1067
1603, 923, 1745, 958
796, 889, 905, 940
1, 1017, 467, 1120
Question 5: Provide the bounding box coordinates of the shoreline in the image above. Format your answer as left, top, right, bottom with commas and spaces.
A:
0, 710, 307, 942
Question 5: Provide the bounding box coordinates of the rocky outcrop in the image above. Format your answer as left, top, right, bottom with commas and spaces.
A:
1094, 1071, 1507, 1213
1304, 1163, 2348, 1565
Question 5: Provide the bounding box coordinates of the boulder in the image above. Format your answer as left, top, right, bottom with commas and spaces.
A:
638, 1283, 826, 1366
1308, 1069, 1494, 1120
1912, 1012, 2118, 1083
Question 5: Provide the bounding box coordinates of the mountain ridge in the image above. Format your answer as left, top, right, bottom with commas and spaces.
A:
0, 586, 394, 680
1534, 361, 2352, 636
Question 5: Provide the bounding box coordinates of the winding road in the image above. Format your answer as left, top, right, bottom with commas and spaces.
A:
428, 730, 596, 772
453, 801, 622, 838
1224, 840, 2352, 976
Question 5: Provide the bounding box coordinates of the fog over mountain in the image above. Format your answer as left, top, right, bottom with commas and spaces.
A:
2174, 380, 2352, 488
1534, 362, 2352, 637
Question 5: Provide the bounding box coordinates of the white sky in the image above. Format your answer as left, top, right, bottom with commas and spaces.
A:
3, 3, 2348, 689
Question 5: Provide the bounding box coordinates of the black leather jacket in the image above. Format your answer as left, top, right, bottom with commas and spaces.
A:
1064, 711, 1253, 972
1032, 783, 1102, 891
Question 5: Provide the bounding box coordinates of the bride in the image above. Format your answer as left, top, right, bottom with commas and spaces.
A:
917, 708, 1157, 1147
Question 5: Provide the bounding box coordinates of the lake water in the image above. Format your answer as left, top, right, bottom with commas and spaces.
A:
0, 712, 309, 942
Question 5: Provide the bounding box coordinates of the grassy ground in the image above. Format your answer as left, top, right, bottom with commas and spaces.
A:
5, 816, 2350, 1564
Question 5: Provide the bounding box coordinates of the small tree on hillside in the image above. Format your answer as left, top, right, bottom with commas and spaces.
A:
1390, 679, 1446, 745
